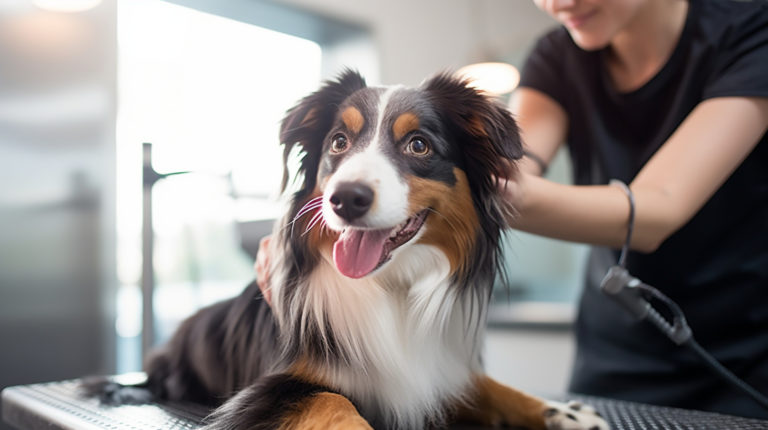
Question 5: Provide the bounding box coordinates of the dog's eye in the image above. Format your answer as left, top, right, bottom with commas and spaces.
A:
330, 134, 348, 153
406, 137, 430, 156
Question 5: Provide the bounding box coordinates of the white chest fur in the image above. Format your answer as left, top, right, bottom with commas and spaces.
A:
287, 244, 486, 429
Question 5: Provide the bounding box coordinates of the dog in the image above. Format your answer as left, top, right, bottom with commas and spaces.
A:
89, 70, 608, 430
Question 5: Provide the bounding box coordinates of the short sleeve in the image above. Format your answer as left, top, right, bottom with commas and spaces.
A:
518, 28, 570, 108
702, 3, 768, 100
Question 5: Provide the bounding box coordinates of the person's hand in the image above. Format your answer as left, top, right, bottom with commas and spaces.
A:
255, 235, 273, 306
494, 163, 527, 214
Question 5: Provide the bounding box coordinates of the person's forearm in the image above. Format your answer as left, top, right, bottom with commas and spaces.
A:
507, 97, 768, 253
507, 175, 638, 250
506, 175, 712, 253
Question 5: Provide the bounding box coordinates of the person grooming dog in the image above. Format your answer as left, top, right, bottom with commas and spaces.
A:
507, 0, 768, 418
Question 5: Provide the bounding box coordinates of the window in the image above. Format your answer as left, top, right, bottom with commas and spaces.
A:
115, 0, 375, 372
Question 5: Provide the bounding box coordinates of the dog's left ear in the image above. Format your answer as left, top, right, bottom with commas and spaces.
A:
279, 69, 367, 194
423, 73, 523, 195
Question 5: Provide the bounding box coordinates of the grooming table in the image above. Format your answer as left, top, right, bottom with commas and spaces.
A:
3, 377, 768, 430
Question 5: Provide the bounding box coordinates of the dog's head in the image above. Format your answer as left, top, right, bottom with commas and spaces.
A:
279, 69, 522, 286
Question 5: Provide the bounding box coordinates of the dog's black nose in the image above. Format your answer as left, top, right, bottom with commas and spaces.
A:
330, 182, 374, 221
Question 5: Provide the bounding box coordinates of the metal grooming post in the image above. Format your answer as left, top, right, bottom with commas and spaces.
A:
141, 143, 188, 358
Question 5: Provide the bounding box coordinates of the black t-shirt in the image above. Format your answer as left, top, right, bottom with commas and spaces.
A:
519, 0, 768, 418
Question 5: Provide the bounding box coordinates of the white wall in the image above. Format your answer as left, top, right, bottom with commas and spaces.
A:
275, 0, 556, 86
0, 2, 118, 426
485, 328, 575, 396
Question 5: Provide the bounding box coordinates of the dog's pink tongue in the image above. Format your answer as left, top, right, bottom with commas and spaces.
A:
333, 228, 391, 279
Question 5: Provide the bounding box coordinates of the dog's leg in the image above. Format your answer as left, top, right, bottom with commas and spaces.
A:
457, 375, 609, 430
278, 392, 372, 430
201, 374, 371, 430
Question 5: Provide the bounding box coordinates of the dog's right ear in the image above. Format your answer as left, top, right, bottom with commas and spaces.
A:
280, 69, 367, 194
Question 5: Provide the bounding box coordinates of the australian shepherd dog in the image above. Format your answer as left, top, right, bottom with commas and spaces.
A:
93, 71, 608, 430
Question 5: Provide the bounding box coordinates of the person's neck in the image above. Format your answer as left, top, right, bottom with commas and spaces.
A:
605, 0, 689, 93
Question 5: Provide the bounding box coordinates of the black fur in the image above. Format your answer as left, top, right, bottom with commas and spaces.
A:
142, 281, 280, 406
278, 71, 370, 336
280, 68, 368, 196
423, 73, 522, 289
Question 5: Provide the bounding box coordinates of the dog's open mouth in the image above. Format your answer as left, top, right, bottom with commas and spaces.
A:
333, 210, 429, 279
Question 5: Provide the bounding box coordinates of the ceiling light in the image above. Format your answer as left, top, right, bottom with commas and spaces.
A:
457, 62, 520, 96
33, 0, 101, 12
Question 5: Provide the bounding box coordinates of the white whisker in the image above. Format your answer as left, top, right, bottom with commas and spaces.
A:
296, 198, 323, 217
302, 210, 325, 236
287, 196, 324, 238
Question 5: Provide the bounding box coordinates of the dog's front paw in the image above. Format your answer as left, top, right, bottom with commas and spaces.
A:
543, 400, 609, 430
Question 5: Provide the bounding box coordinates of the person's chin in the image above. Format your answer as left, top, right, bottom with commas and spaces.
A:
568, 30, 611, 51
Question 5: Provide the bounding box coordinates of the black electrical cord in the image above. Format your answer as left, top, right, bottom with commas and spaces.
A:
602, 179, 768, 412
687, 337, 768, 410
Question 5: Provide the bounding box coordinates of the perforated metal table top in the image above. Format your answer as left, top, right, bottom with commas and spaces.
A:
2, 378, 767, 429
2, 379, 207, 430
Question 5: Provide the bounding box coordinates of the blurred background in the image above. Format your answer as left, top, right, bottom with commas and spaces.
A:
0, 1, 586, 426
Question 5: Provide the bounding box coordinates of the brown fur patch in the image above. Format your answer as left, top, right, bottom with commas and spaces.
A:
287, 360, 327, 389
393, 112, 420, 141
408, 168, 478, 277
453, 374, 549, 429
468, 115, 488, 137
341, 106, 365, 135
299, 108, 318, 127
278, 392, 372, 430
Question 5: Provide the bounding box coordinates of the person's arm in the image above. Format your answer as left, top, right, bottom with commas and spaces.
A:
509, 87, 568, 176
506, 96, 768, 253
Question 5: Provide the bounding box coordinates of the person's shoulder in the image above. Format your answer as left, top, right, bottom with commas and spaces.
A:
695, 0, 768, 99
695, 0, 768, 39
699, 0, 768, 16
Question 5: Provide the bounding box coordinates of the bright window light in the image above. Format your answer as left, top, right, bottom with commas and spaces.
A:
116, 0, 322, 371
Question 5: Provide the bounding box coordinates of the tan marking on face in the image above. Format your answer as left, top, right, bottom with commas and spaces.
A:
408, 168, 479, 277
318, 175, 332, 192
341, 106, 365, 134
393, 112, 420, 141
